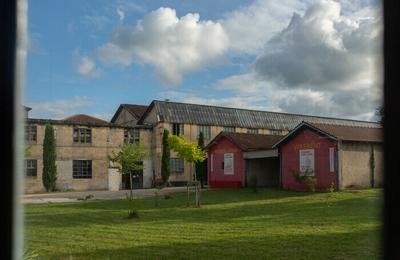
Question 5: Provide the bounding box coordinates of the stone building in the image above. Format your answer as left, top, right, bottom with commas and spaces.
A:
112, 100, 381, 186
24, 113, 151, 193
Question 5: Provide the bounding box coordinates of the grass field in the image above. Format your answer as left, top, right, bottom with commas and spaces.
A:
24, 188, 382, 259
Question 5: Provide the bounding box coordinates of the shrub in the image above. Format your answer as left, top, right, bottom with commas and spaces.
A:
291, 169, 317, 192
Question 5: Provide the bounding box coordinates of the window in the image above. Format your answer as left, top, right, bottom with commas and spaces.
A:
271, 130, 282, 135
73, 127, 91, 143
172, 123, 184, 136
73, 160, 92, 179
223, 126, 235, 133
223, 153, 234, 175
25, 125, 37, 142
247, 128, 259, 134
198, 125, 211, 139
25, 160, 37, 177
124, 129, 140, 143
170, 158, 184, 174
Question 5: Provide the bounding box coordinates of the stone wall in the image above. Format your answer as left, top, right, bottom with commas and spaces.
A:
24, 123, 126, 193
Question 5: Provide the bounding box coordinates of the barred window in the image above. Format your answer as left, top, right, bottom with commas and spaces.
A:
170, 158, 184, 174
25, 125, 37, 142
124, 129, 140, 143
198, 125, 211, 139
223, 126, 235, 133
73, 128, 91, 143
73, 160, 92, 179
25, 160, 37, 177
247, 128, 259, 134
172, 123, 184, 136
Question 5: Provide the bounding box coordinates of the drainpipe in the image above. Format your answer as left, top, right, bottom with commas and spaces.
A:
279, 148, 282, 189
337, 140, 342, 191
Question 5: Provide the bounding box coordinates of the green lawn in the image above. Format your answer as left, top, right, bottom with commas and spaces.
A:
24, 189, 382, 259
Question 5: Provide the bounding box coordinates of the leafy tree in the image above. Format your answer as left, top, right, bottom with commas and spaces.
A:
109, 142, 149, 198
168, 135, 206, 165
195, 132, 207, 188
375, 106, 384, 124
42, 124, 57, 192
168, 134, 206, 207
161, 129, 170, 184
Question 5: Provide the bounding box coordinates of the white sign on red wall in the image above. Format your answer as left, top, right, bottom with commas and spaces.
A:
299, 149, 315, 175
224, 153, 234, 175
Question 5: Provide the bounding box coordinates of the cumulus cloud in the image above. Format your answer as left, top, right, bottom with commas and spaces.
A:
221, 0, 306, 55
76, 55, 102, 79
96, 7, 229, 85
254, 0, 382, 90
28, 97, 93, 119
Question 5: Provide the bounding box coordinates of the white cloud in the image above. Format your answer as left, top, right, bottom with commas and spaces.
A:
96, 7, 229, 85
28, 97, 93, 119
76, 55, 102, 79
221, 0, 307, 55
116, 8, 125, 22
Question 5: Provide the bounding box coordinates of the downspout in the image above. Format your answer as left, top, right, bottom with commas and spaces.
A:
279, 148, 282, 189
337, 140, 342, 191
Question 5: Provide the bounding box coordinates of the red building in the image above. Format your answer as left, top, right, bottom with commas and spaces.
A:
273, 122, 383, 191
206, 132, 282, 188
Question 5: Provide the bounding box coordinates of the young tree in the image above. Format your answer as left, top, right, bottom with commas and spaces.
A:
109, 142, 149, 199
161, 129, 170, 184
42, 124, 57, 192
168, 135, 206, 207
196, 132, 207, 188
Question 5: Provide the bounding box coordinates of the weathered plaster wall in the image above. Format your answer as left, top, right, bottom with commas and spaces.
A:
340, 142, 383, 189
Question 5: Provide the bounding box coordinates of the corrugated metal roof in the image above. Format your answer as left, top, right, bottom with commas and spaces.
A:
149, 100, 380, 130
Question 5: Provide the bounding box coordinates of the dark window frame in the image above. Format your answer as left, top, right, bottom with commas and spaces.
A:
172, 123, 184, 136
25, 159, 37, 177
198, 125, 211, 139
72, 160, 92, 179
124, 129, 140, 143
25, 125, 37, 142
170, 158, 184, 174
73, 127, 92, 144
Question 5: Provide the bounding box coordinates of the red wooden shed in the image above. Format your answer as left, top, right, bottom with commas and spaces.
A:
273, 121, 383, 191
206, 132, 282, 188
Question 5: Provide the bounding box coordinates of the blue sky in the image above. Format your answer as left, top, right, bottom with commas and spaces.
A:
25, 0, 383, 121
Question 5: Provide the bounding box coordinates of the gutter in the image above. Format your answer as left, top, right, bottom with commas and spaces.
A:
337, 140, 342, 191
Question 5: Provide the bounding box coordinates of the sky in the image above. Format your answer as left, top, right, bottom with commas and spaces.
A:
25, 0, 383, 121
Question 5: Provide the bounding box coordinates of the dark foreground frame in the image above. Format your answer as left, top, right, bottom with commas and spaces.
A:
1, 0, 400, 259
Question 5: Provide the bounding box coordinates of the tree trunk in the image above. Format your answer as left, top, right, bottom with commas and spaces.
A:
129, 173, 133, 199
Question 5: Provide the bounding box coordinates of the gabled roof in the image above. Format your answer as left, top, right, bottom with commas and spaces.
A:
137, 100, 380, 130
273, 121, 383, 148
63, 114, 108, 124
111, 104, 148, 123
206, 132, 282, 152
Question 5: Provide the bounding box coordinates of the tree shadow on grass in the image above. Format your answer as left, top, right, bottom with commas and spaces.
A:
48, 228, 381, 260
24, 195, 381, 230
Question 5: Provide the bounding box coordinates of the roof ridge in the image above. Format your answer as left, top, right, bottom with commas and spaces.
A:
152, 99, 379, 124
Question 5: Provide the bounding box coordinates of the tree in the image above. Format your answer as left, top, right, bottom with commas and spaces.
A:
195, 132, 207, 188
42, 124, 57, 192
168, 134, 206, 207
375, 106, 384, 124
161, 129, 170, 184
109, 142, 149, 199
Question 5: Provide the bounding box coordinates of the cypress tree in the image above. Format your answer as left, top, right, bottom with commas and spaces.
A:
196, 132, 207, 188
161, 129, 170, 184
42, 124, 57, 191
